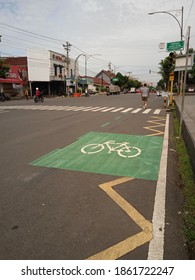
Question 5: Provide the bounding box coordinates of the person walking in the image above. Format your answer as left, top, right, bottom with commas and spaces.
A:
24, 89, 29, 100
140, 83, 149, 109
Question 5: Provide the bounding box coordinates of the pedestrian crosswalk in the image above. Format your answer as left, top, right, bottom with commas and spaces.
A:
0, 105, 164, 115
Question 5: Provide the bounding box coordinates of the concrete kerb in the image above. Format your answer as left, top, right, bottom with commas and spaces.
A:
174, 96, 195, 174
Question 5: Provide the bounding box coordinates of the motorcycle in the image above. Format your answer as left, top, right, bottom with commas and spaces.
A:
34, 95, 44, 103
0, 92, 10, 102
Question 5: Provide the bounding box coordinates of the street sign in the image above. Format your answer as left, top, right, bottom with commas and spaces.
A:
174, 53, 194, 71
159, 42, 165, 49
166, 40, 184, 52
169, 72, 174, 81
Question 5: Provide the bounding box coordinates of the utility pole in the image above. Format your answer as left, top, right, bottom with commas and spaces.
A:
179, 26, 191, 137
108, 61, 112, 71
63, 42, 72, 94
0, 35, 2, 57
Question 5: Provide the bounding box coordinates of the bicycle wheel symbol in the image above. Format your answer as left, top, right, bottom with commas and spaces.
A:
81, 143, 104, 154
118, 146, 141, 158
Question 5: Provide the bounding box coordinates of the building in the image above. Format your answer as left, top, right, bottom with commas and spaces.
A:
0, 57, 28, 96
95, 70, 116, 85
27, 49, 78, 95
78, 76, 110, 93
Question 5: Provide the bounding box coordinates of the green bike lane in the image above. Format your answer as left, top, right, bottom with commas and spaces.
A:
31, 131, 163, 181
28, 109, 167, 260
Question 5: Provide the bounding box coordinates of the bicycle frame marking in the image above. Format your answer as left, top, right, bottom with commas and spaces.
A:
81, 140, 141, 158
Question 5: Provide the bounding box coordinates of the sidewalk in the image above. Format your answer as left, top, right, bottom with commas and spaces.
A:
174, 95, 195, 173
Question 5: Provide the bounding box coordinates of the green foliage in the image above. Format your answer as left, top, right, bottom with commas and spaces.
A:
158, 48, 195, 89
158, 53, 176, 90
157, 79, 165, 90
173, 112, 195, 246
0, 59, 10, 79
114, 72, 141, 89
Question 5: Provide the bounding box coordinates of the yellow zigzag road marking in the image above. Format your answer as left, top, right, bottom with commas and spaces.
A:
86, 177, 153, 260
144, 116, 166, 136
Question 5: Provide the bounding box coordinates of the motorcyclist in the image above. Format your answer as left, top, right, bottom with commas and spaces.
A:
35, 87, 41, 98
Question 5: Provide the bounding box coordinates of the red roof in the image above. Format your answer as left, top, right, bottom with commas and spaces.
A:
79, 76, 110, 86
92, 77, 110, 86
3, 57, 27, 66
95, 70, 115, 79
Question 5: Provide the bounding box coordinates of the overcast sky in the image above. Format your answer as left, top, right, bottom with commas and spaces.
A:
0, 0, 194, 85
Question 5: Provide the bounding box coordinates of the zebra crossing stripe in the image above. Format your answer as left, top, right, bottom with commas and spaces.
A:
82, 106, 93, 111
153, 109, 161, 115
111, 107, 125, 112
121, 108, 133, 113
0, 105, 162, 115
102, 107, 116, 112
92, 107, 108, 111
72, 106, 87, 111
142, 109, 152, 114
131, 108, 142, 113
89, 106, 100, 111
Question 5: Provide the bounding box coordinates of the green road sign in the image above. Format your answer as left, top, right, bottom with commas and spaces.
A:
30, 132, 163, 181
112, 78, 119, 82
166, 41, 184, 52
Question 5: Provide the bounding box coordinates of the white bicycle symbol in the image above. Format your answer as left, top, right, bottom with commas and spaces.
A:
81, 140, 141, 158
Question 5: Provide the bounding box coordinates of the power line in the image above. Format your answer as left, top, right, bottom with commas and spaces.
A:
184, 0, 194, 30
0, 21, 64, 44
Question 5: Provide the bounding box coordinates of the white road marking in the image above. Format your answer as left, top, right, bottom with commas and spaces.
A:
121, 108, 133, 113
82, 106, 93, 111
147, 114, 169, 260
92, 107, 108, 111
111, 107, 125, 112
153, 109, 161, 115
142, 109, 152, 114
0, 105, 164, 115
131, 108, 142, 113
102, 107, 116, 112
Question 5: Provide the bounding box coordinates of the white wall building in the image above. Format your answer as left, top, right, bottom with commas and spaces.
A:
27, 49, 78, 94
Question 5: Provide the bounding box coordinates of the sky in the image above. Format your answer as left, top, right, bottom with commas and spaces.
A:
0, 0, 194, 85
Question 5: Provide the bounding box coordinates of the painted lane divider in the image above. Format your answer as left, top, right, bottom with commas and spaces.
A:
86, 177, 153, 260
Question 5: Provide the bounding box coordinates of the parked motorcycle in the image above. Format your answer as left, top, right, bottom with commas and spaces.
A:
0, 92, 10, 102
34, 95, 44, 103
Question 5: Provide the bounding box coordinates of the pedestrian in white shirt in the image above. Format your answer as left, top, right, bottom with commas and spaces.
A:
141, 83, 149, 109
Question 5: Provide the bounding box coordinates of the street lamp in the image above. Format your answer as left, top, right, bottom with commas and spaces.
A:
149, 7, 184, 97
85, 54, 101, 91
148, 7, 184, 41
74, 53, 85, 93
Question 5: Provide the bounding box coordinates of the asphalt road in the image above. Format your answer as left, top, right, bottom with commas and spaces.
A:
0, 93, 189, 260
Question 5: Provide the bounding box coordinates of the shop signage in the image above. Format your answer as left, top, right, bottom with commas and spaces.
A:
0, 65, 28, 84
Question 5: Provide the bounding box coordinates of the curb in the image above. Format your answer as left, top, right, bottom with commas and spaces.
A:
175, 101, 195, 174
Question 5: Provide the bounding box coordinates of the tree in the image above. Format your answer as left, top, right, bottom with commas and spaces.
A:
0, 59, 10, 79
157, 79, 165, 90
158, 48, 195, 90
114, 72, 141, 89
158, 52, 176, 90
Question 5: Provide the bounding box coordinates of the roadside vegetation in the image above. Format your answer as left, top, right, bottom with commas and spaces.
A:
0, 58, 10, 78
173, 111, 195, 259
